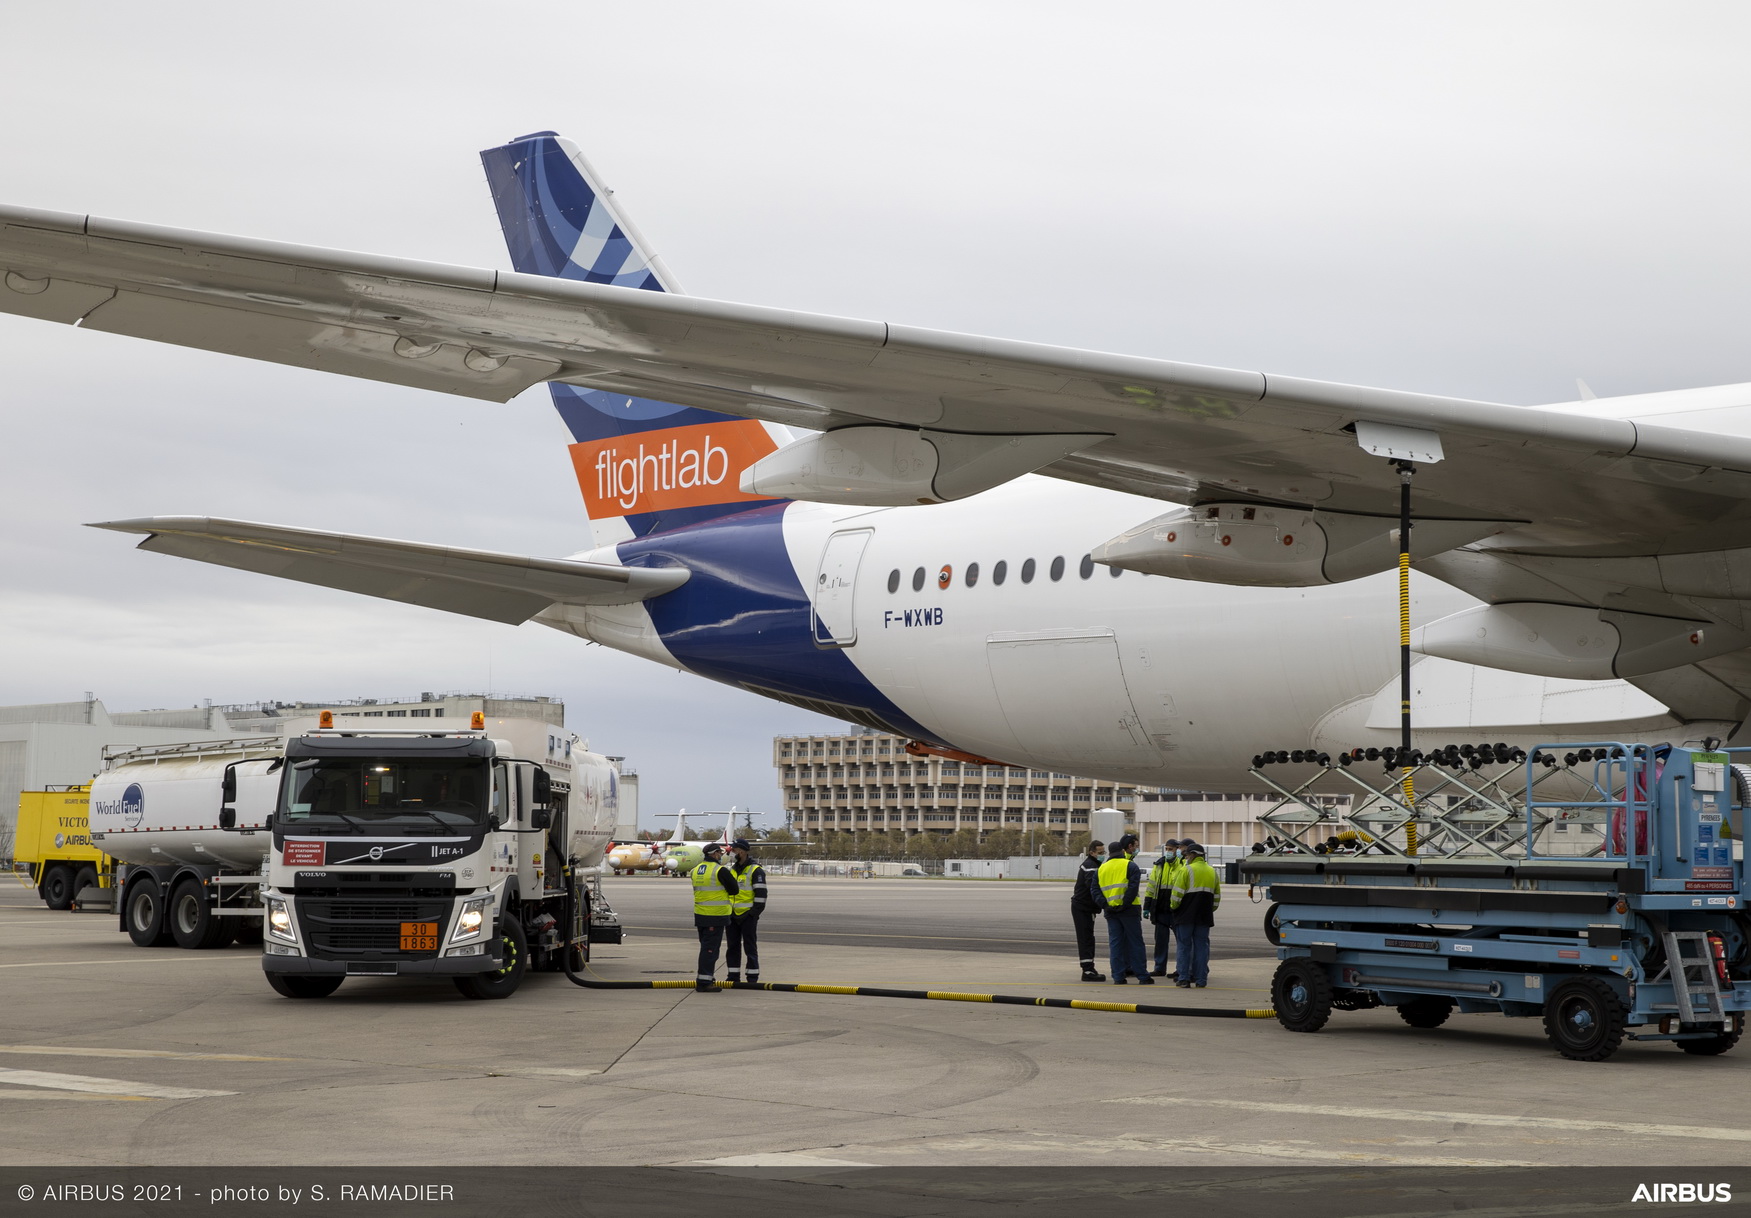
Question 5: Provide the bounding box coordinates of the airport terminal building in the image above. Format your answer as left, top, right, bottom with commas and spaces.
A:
774, 729, 1292, 848
774, 728, 1157, 843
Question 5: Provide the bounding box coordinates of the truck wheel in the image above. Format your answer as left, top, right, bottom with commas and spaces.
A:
41, 866, 75, 911
1676, 1015, 1743, 1057
454, 917, 528, 1000
124, 877, 173, 947
72, 866, 99, 905
1271, 958, 1334, 1033
1263, 903, 1283, 946
169, 878, 229, 950
1397, 997, 1454, 1029
1543, 975, 1628, 1061
266, 974, 344, 999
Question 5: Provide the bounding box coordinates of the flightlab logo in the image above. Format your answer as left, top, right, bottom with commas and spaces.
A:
567, 420, 778, 517
1632, 1183, 1733, 1203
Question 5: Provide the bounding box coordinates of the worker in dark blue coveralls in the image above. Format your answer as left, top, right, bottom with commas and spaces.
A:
1096, 834, 1152, 985
1070, 838, 1108, 982
726, 837, 767, 983
690, 842, 739, 992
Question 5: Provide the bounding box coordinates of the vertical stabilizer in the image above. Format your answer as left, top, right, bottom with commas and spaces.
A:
481, 132, 791, 545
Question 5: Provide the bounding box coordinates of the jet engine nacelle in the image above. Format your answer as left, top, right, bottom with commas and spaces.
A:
1414, 602, 1741, 679
1093, 503, 1508, 587
739, 426, 1108, 506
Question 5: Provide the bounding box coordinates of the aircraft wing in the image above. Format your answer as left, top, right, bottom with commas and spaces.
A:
12, 204, 1751, 715
88, 517, 689, 625
5, 204, 1745, 549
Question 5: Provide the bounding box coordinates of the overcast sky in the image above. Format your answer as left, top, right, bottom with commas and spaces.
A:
2, 4, 1748, 825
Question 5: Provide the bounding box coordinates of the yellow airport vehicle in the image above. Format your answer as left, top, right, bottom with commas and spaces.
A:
14, 785, 110, 910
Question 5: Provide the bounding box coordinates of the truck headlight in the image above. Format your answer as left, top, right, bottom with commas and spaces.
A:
265, 897, 297, 944
451, 896, 492, 943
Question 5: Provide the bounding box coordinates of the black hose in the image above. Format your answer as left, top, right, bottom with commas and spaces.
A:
558, 876, 1273, 1015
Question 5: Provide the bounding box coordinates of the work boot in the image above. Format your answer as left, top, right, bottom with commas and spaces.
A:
1113, 977, 1128, 985
695, 980, 722, 993
1138, 975, 1156, 985
1080, 969, 1106, 982
1149, 967, 1167, 977
746, 974, 760, 983
1175, 980, 1192, 988
725, 972, 740, 984
1193, 982, 1207, 988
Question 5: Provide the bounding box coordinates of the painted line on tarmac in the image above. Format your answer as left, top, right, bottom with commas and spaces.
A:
0, 1068, 234, 1100
0, 956, 250, 970
0, 1044, 288, 1062
689, 1152, 877, 1167
1109, 1096, 1751, 1143
0, 1088, 154, 1102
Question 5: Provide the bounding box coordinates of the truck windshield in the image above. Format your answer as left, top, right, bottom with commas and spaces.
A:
280, 759, 487, 834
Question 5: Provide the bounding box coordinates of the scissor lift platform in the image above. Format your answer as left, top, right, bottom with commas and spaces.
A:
1242, 742, 1747, 1060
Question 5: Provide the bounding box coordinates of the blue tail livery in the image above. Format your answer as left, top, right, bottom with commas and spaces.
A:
480, 132, 791, 544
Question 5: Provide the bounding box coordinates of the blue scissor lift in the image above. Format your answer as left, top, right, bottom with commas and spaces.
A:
1240, 742, 1749, 1060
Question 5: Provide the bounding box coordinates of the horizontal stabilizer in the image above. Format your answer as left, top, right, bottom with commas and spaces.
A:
88, 517, 688, 625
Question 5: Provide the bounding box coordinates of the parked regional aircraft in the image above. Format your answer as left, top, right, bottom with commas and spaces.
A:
5, 131, 1751, 791
606, 810, 735, 875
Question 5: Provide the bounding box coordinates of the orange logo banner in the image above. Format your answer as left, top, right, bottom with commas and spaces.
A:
568, 419, 781, 518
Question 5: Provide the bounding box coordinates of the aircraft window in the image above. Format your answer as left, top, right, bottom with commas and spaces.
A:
888, 569, 900, 594
1020, 558, 1035, 583
1050, 556, 1065, 581
912, 566, 926, 592
992, 560, 1007, 586
1079, 554, 1094, 579
965, 562, 980, 588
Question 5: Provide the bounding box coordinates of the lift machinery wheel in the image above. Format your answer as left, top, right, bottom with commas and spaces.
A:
1542, 975, 1628, 1062
1676, 1013, 1744, 1057
1397, 996, 1454, 1029
1263, 903, 1283, 946
1271, 958, 1334, 1033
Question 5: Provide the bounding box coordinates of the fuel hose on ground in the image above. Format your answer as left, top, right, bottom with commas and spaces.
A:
559, 887, 1273, 1018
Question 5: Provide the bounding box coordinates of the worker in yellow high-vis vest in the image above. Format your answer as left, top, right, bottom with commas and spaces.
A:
725, 837, 767, 983
1143, 840, 1184, 979
1169, 840, 1222, 988
1096, 833, 1152, 985
690, 842, 740, 992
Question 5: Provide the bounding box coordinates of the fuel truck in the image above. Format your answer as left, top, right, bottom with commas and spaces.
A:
88, 714, 623, 999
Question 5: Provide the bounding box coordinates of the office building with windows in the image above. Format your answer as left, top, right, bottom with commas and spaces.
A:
774, 728, 1161, 841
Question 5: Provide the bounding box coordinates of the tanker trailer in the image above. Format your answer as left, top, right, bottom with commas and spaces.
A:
89, 737, 284, 949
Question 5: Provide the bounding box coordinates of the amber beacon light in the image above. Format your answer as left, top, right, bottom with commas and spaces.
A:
471, 712, 486, 730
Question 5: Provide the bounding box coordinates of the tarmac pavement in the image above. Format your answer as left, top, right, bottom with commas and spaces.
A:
1, 878, 1747, 1168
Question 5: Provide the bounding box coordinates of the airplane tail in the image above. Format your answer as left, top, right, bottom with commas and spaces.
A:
480, 132, 792, 545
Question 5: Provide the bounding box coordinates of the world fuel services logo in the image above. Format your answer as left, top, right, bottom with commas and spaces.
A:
568, 419, 779, 516
92, 782, 145, 829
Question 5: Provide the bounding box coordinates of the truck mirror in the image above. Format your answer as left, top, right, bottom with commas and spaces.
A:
531, 807, 552, 831
219, 808, 236, 830
220, 763, 237, 803
532, 768, 552, 807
